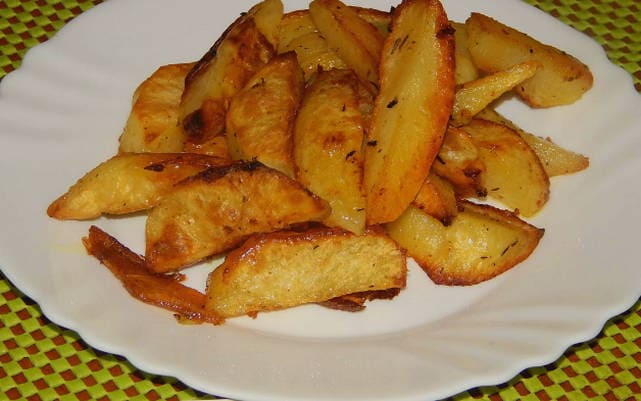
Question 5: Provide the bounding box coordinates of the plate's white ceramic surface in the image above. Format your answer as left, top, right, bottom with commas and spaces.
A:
1, 0, 640, 400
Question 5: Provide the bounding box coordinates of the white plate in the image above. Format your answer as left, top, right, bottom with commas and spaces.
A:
1, 0, 640, 400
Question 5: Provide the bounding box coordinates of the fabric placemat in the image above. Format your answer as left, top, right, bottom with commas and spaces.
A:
1, 0, 640, 400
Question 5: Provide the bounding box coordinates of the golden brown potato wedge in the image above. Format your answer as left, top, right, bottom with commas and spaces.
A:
185, 135, 233, 162
119, 63, 194, 153
451, 22, 479, 84
277, 10, 317, 52
205, 227, 406, 318
432, 125, 486, 198
47, 153, 227, 220
476, 108, 589, 176
412, 172, 458, 224
385, 201, 544, 285
294, 69, 368, 234
451, 61, 540, 126
83, 226, 223, 324
248, 0, 284, 47
363, 0, 455, 225
309, 0, 384, 84
462, 118, 549, 216
179, 4, 278, 147
465, 12, 593, 107
145, 162, 330, 272
226, 52, 304, 178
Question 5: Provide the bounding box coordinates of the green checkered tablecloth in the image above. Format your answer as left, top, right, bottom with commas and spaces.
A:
1, 1, 640, 400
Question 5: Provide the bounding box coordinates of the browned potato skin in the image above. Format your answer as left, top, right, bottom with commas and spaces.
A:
466, 12, 593, 108
83, 226, 223, 324
47, 153, 228, 220
462, 118, 550, 217
412, 172, 458, 224
294, 69, 367, 234
364, 0, 455, 225
309, 0, 384, 84
119, 63, 195, 153
226, 52, 304, 178
385, 201, 544, 285
476, 108, 589, 177
205, 227, 406, 318
179, 16, 275, 148
145, 162, 330, 272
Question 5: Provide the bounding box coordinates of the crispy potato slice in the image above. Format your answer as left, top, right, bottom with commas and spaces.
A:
309, 0, 384, 84
462, 118, 550, 216
466, 12, 593, 107
412, 172, 458, 224
226, 52, 304, 178
47, 153, 227, 220
83, 226, 223, 324
185, 135, 233, 162
277, 10, 317, 52
451, 61, 540, 126
451, 22, 479, 84
145, 162, 330, 272
364, 0, 455, 225
179, 3, 279, 147
385, 201, 544, 285
476, 108, 589, 176
119, 63, 194, 153
294, 69, 367, 234
431, 126, 486, 197
248, 0, 284, 48
205, 227, 406, 318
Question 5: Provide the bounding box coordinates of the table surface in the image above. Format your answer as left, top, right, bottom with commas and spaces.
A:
1, 0, 640, 400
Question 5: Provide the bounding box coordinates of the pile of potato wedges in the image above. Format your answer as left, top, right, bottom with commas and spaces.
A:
49, 0, 591, 324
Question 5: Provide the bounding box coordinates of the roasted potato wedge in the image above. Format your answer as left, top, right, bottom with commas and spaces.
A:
179, 4, 278, 147
412, 172, 458, 224
432, 126, 486, 198
462, 118, 549, 216
451, 21, 479, 84
386, 201, 544, 285
205, 227, 406, 318
466, 12, 593, 107
294, 69, 368, 234
47, 153, 227, 220
226, 52, 304, 178
119, 63, 194, 153
353, 7, 391, 37
476, 108, 589, 176
83, 226, 223, 324
277, 10, 348, 80
309, 0, 384, 84
145, 162, 330, 272
363, 0, 455, 225
451, 61, 540, 126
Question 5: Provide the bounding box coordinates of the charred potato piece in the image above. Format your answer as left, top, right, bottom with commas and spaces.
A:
412, 172, 458, 224
386, 201, 544, 285
294, 69, 368, 234
119, 63, 194, 153
309, 0, 384, 84
145, 162, 330, 272
47, 153, 227, 220
476, 108, 589, 177
205, 227, 406, 318
364, 0, 455, 225
179, 2, 280, 147
226, 52, 304, 178
83, 226, 223, 324
462, 118, 549, 217
451, 61, 540, 126
466, 12, 593, 107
